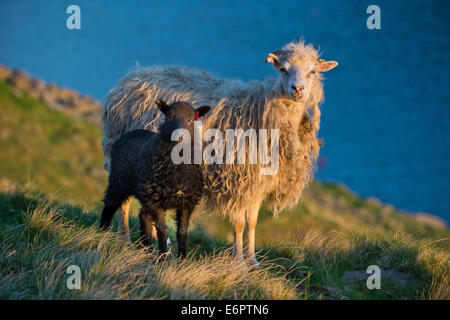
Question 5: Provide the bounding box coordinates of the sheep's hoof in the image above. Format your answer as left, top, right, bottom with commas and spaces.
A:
240, 262, 249, 274
234, 257, 249, 273
119, 232, 132, 243
249, 258, 260, 269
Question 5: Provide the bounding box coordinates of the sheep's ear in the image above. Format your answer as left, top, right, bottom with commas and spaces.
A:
264, 50, 284, 69
195, 106, 211, 118
317, 60, 338, 72
156, 99, 169, 114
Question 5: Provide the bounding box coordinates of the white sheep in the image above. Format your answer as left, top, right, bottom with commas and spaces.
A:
101, 40, 338, 266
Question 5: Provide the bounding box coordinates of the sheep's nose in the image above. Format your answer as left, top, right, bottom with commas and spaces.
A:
291, 85, 304, 94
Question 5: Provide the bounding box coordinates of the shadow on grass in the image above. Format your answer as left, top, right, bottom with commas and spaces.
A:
1, 189, 448, 300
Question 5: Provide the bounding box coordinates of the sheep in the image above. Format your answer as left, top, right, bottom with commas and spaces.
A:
99, 100, 210, 257
101, 39, 338, 267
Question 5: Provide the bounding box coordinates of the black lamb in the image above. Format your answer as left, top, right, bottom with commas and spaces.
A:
99, 100, 210, 257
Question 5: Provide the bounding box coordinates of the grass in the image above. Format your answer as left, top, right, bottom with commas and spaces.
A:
0, 184, 448, 300
0, 80, 106, 207
0, 187, 297, 300
207, 182, 450, 251
0, 77, 448, 299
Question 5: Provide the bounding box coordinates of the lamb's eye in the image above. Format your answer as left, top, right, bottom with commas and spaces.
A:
308, 70, 316, 77
279, 67, 288, 74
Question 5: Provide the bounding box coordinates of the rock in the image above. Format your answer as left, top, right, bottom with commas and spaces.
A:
0, 175, 17, 193
0, 64, 102, 124
343, 270, 367, 283
414, 213, 447, 230
343, 268, 412, 284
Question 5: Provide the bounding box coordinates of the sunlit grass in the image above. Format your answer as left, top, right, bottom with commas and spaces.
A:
0, 80, 106, 206
0, 187, 448, 300
0, 189, 298, 300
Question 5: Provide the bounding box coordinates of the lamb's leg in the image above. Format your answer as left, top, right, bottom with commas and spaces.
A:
176, 208, 192, 258
99, 202, 121, 230
139, 209, 154, 248
245, 203, 261, 268
151, 224, 172, 247
151, 208, 169, 256
118, 197, 131, 242
100, 177, 126, 231
231, 214, 246, 269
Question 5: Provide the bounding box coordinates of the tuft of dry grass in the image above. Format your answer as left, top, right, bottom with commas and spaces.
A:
0, 198, 298, 300
263, 228, 450, 300
0, 187, 448, 300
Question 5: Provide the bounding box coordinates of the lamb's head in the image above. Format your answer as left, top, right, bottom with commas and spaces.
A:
156, 100, 210, 136
265, 41, 338, 102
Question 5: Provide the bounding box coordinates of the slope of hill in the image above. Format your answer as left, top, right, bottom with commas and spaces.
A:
206, 182, 449, 250
0, 79, 106, 206
0, 72, 448, 300
1, 182, 448, 299
0, 64, 102, 124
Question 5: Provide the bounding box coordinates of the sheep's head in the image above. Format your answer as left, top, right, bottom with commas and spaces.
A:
265, 41, 338, 102
156, 100, 210, 136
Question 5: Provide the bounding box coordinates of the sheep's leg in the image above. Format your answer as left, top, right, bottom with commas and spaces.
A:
151, 208, 169, 256
151, 224, 172, 247
118, 197, 131, 242
245, 203, 261, 268
176, 208, 192, 258
99, 202, 121, 230
231, 214, 246, 266
139, 210, 154, 248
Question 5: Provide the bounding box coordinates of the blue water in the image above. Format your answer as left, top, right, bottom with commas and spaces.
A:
1, 0, 449, 221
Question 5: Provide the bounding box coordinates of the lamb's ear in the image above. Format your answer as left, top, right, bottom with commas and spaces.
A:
264, 50, 284, 69
156, 99, 169, 114
195, 106, 211, 118
317, 60, 338, 72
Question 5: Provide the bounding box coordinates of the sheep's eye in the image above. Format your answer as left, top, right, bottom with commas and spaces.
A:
279, 67, 288, 74
308, 70, 316, 77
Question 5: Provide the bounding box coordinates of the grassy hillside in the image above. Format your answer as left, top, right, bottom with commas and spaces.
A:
0, 78, 448, 299
1, 183, 448, 299
0, 80, 106, 206
0, 187, 298, 299
207, 182, 450, 250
